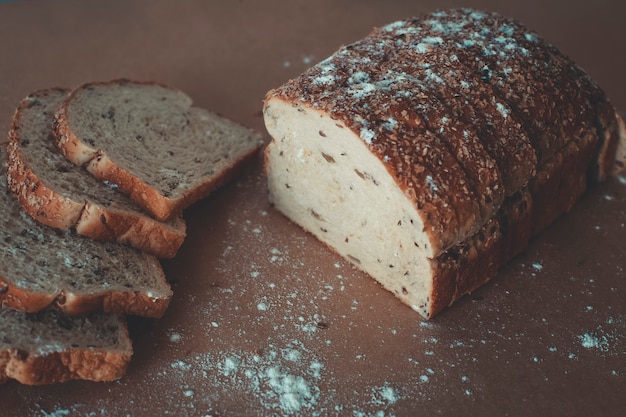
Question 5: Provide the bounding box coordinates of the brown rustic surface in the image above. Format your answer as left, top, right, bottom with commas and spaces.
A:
0, 1, 624, 416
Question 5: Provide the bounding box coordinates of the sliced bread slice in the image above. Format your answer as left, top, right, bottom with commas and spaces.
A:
1, 152, 172, 318
7, 88, 186, 258
54, 80, 263, 221
0, 308, 132, 385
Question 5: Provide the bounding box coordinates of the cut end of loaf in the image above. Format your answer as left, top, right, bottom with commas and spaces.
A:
264, 98, 437, 318
76, 201, 187, 259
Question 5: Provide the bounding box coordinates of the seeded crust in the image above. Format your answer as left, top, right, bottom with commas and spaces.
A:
348, 27, 536, 198
54, 79, 263, 221
6, 88, 186, 258
1, 150, 172, 318
264, 8, 626, 318
422, 10, 581, 163
0, 309, 132, 385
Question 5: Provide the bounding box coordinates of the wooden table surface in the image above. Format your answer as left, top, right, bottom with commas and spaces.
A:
0, 1, 624, 416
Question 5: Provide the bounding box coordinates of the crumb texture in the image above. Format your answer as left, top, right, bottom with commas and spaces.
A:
1, 153, 171, 316
6, 88, 186, 258
55, 80, 263, 220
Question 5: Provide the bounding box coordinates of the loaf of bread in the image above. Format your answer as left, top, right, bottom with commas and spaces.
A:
55, 80, 263, 221
1, 152, 172, 318
6, 88, 186, 258
263, 8, 626, 318
0, 308, 132, 385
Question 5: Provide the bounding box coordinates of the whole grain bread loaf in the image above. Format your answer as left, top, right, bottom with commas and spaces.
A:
263, 8, 626, 318
0, 308, 132, 385
1, 150, 172, 318
54, 80, 263, 221
6, 88, 186, 258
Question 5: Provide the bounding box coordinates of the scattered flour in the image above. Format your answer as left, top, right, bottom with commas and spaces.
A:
375, 385, 399, 405
168, 331, 182, 343
579, 333, 610, 351
164, 341, 323, 415
577, 316, 624, 355
41, 410, 70, 417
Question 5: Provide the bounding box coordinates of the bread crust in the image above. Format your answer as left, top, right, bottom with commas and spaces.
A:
351, 25, 537, 198
611, 113, 626, 176
6, 88, 187, 258
54, 79, 263, 221
0, 348, 131, 385
0, 275, 171, 318
0, 311, 132, 385
7, 131, 84, 230
81, 144, 259, 222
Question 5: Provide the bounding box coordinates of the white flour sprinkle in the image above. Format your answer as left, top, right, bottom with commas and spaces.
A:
171, 360, 192, 371
41, 410, 70, 417
360, 127, 376, 144
579, 333, 609, 351
169, 331, 182, 343
377, 385, 399, 404
164, 342, 323, 415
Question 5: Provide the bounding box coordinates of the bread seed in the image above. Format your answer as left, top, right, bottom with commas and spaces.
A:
347, 255, 361, 264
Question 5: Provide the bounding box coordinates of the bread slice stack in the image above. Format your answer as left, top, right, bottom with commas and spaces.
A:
263, 8, 626, 319
1, 80, 262, 384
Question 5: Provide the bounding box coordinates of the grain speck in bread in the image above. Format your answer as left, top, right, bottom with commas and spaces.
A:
263, 8, 626, 318
6, 88, 186, 258
1, 151, 172, 317
54, 80, 264, 221
0, 308, 132, 385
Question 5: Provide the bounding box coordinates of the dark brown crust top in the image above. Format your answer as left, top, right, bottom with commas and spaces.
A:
350, 24, 536, 199
267, 8, 617, 254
